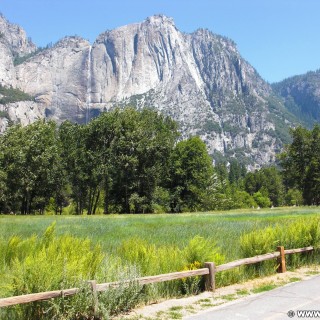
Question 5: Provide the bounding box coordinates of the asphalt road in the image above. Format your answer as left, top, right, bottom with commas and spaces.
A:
185, 275, 320, 320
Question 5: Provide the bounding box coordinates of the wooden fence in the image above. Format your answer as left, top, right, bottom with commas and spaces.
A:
0, 245, 314, 308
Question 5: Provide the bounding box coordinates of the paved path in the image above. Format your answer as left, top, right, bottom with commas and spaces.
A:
185, 275, 320, 320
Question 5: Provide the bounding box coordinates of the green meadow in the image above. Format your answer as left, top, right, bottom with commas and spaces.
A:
1, 207, 320, 319
1, 207, 320, 258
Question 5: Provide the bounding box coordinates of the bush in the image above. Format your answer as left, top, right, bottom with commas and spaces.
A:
98, 278, 144, 317
180, 237, 224, 294
285, 189, 303, 206
240, 218, 320, 267
240, 226, 277, 257
118, 238, 183, 276
180, 261, 203, 295
0, 110, 9, 118
118, 236, 225, 298
232, 190, 257, 209
0, 223, 146, 319
253, 191, 271, 208
152, 187, 171, 213
182, 236, 224, 265
238, 218, 320, 280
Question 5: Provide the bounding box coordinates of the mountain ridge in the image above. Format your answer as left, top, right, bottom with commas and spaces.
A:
0, 13, 309, 167
272, 69, 320, 127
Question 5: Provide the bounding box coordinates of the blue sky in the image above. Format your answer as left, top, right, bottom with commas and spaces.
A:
1, 0, 319, 83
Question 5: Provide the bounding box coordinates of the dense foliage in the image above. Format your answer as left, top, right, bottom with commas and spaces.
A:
58, 108, 180, 214
280, 125, 320, 205
0, 108, 317, 215
1, 108, 220, 214
0, 121, 62, 214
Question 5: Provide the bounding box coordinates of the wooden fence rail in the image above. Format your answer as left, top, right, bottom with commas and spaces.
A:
0, 245, 315, 308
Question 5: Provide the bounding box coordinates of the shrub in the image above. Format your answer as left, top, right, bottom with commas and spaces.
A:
180, 261, 203, 295
98, 278, 144, 317
253, 191, 271, 208
240, 226, 278, 257
182, 236, 224, 265
285, 189, 303, 206
0, 110, 9, 118
118, 236, 225, 298
152, 187, 171, 213
118, 238, 182, 276
233, 190, 257, 209
1, 223, 145, 319
179, 236, 225, 294
240, 218, 320, 272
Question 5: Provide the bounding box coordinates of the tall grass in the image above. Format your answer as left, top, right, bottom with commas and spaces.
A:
0, 207, 319, 318
119, 235, 224, 276
118, 235, 225, 299
0, 223, 144, 319
0, 224, 225, 319
238, 217, 320, 281
1, 207, 319, 257
240, 217, 320, 257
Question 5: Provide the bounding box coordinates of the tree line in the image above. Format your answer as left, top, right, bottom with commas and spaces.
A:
0, 108, 214, 214
0, 107, 315, 215
280, 125, 320, 205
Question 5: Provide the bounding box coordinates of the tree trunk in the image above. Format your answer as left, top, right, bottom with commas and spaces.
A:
92, 190, 100, 215
104, 178, 109, 214
87, 188, 93, 215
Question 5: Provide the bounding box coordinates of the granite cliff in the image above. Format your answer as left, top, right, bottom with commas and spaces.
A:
0, 14, 298, 166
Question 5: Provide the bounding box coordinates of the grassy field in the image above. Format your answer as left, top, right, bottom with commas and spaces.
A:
1, 206, 319, 259
1, 207, 320, 319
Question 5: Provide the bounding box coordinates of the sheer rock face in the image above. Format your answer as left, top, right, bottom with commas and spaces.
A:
91, 16, 205, 101
86, 15, 279, 165
0, 14, 294, 166
15, 36, 91, 122
0, 39, 16, 87
0, 101, 45, 132
0, 14, 35, 87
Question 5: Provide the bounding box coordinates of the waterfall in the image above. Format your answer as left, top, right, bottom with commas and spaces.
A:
85, 45, 92, 124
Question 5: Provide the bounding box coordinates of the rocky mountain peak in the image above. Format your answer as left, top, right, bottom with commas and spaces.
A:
54, 36, 90, 49
0, 14, 299, 167
0, 13, 36, 56
145, 14, 176, 27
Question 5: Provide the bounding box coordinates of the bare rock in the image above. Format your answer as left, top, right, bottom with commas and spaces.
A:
1, 14, 296, 166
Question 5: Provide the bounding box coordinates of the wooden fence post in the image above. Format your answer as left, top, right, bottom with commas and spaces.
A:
277, 246, 286, 273
204, 262, 216, 292
88, 280, 98, 316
